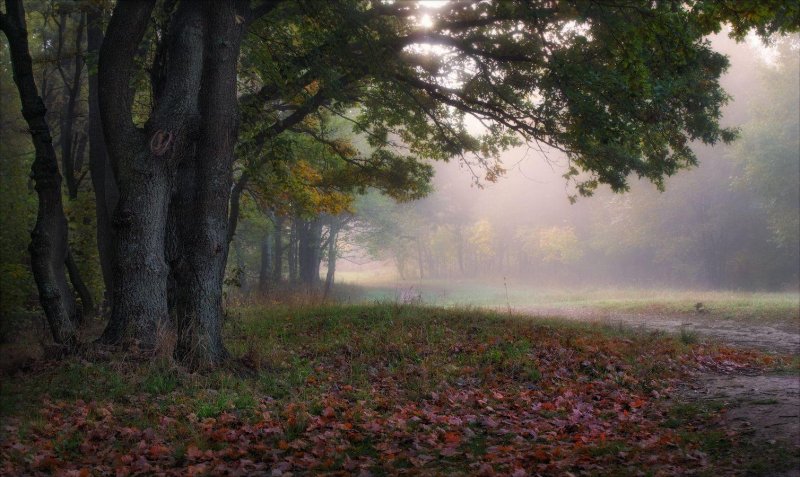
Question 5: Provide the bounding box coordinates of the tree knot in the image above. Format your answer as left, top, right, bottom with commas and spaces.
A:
149, 130, 174, 156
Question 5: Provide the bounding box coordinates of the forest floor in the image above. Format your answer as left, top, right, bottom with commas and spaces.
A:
347, 281, 800, 473
1, 303, 799, 475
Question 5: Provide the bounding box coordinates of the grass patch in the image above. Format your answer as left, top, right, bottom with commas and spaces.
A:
338, 281, 800, 324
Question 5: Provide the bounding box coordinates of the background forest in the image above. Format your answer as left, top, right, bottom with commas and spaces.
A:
227, 35, 800, 297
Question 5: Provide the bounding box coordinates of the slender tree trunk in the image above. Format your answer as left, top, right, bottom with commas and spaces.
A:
226, 171, 248, 246
1, 0, 78, 345
58, 12, 85, 200
65, 249, 94, 320
87, 7, 117, 312
272, 214, 284, 282
288, 220, 298, 283
232, 237, 247, 293
173, 1, 244, 367
259, 229, 271, 295
323, 221, 339, 300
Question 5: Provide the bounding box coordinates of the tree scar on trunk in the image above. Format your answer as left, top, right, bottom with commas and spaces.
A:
149, 130, 174, 156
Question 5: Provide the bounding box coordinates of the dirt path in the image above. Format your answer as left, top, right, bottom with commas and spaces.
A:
514, 306, 800, 354
515, 306, 800, 474
679, 373, 800, 476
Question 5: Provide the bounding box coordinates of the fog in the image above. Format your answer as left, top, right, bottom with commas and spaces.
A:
337, 35, 800, 295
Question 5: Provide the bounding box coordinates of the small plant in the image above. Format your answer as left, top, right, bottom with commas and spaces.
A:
143, 368, 179, 395
679, 327, 699, 345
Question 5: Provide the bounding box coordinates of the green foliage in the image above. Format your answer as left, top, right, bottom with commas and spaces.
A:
0, 50, 37, 315
536, 226, 583, 265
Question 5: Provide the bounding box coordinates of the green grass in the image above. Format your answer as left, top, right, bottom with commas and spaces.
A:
337, 280, 800, 324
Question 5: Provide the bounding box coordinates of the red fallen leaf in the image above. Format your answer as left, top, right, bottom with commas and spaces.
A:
541, 402, 556, 411
186, 445, 203, 460
533, 449, 550, 462
444, 431, 461, 444
278, 440, 289, 450
148, 444, 170, 458
323, 406, 336, 418
340, 422, 353, 430
186, 463, 208, 476
630, 398, 646, 408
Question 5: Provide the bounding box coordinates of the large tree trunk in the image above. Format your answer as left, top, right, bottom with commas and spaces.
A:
87, 6, 117, 312
1, 0, 78, 345
98, 1, 205, 348
173, 1, 244, 367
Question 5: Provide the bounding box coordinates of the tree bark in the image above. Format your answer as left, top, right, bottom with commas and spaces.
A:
323, 220, 340, 300
65, 249, 94, 320
99, 0, 205, 348
1, 0, 78, 345
57, 11, 85, 200
87, 5, 117, 312
298, 218, 322, 288
226, 171, 248, 246
288, 220, 298, 283
173, 1, 245, 367
258, 229, 271, 295
272, 214, 284, 282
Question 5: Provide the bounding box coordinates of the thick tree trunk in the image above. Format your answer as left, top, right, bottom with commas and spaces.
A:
1, 0, 78, 345
173, 1, 244, 367
87, 6, 117, 312
99, 1, 205, 348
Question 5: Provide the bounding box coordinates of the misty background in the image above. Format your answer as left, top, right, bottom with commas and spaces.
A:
317, 34, 799, 295
211, 33, 800, 307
